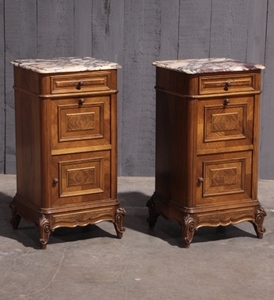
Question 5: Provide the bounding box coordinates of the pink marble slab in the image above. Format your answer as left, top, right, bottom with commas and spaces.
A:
153, 58, 265, 74
11, 57, 121, 74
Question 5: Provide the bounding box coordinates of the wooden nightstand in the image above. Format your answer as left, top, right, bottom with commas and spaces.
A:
147, 58, 266, 248
10, 57, 125, 249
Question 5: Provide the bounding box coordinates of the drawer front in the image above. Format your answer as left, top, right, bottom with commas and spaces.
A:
51, 151, 111, 205
197, 96, 254, 152
51, 71, 112, 94
196, 151, 252, 205
199, 74, 255, 94
51, 96, 111, 151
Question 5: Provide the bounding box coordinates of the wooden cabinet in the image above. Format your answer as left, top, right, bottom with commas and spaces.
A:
147, 58, 266, 248
10, 57, 125, 249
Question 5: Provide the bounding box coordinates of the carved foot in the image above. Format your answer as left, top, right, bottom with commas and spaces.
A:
146, 196, 159, 228
251, 205, 267, 239
182, 214, 196, 248
9, 199, 21, 229
114, 207, 126, 238
39, 215, 51, 249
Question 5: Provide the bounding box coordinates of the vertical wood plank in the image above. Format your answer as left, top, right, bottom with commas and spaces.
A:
37, 0, 74, 58
5, 0, 37, 173
92, 0, 124, 62
91, 0, 125, 174
210, 0, 250, 60
0, 0, 4, 172
178, 0, 211, 58
245, 0, 267, 63
123, 0, 161, 175
244, 0, 268, 179
260, 0, 274, 179
74, 0, 92, 56
158, 0, 180, 59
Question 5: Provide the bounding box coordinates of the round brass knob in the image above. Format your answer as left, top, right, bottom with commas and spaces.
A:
198, 177, 204, 183
53, 178, 59, 184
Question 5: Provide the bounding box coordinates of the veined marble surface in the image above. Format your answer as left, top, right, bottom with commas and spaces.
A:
10, 57, 121, 73
152, 58, 265, 74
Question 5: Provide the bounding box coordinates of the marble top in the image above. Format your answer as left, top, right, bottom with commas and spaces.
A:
10, 57, 121, 74
152, 58, 265, 74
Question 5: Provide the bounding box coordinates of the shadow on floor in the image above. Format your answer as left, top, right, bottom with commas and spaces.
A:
0, 192, 118, 249
0, 190, 258, 249
119, 191, 257, 248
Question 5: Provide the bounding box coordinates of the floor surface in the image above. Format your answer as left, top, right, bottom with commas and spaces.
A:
0, 175, 273, 300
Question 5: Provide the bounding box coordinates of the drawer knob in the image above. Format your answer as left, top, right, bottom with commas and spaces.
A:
224, 81, 231, 91
224, 98, 230, 106
53, 178, 59, 184
197, 177, 204, 183
78, 98, 85, 105
76, 81, 84, 90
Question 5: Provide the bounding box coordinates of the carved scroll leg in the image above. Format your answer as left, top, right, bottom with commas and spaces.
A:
9, 199, 21, 229
114, 207, 126, 239
39, 215, 51, 249
182, 214, 196, 248
146, 196, 159, 228
250, 205, 267, 239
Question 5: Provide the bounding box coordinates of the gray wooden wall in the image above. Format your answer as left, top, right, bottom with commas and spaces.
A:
1, 0, 274, 179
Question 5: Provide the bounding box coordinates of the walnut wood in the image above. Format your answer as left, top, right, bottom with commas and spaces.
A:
10, 67, 125, 249
147, 67, 266, 248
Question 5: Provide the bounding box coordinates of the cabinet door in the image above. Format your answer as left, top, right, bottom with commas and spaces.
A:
50, 96, 111, 153
196, 151, 252, 205
197, 96, 254, 153
51, 151, 111, 206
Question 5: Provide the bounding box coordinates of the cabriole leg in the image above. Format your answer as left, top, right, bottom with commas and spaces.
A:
39, 214, 51, 249
251, 205, 267, 239
182, 214, 196, 248
114, 207, 126, 238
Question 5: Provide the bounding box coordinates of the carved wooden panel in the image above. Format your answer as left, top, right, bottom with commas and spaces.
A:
58, 103, 103, 141
196, 207, 256, 227
205, 104, 246, 141
51, 71, 111, 94
197, 96, 253, 152
196, 151, 252, 204
52, 207, 114, 228
204, 161, 244, 196
51, 150, 111, 206
51, 96, 110, 151
59, 157, 104, 197
199, 74, 255, 94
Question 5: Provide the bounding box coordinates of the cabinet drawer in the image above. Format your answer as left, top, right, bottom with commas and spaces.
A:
50, 96, 111, 152
197, 96, 254, 152
51, 151, 111, 206
50, 71, 112, 94
196, 151, 252, 205
199, 74, 255, 94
